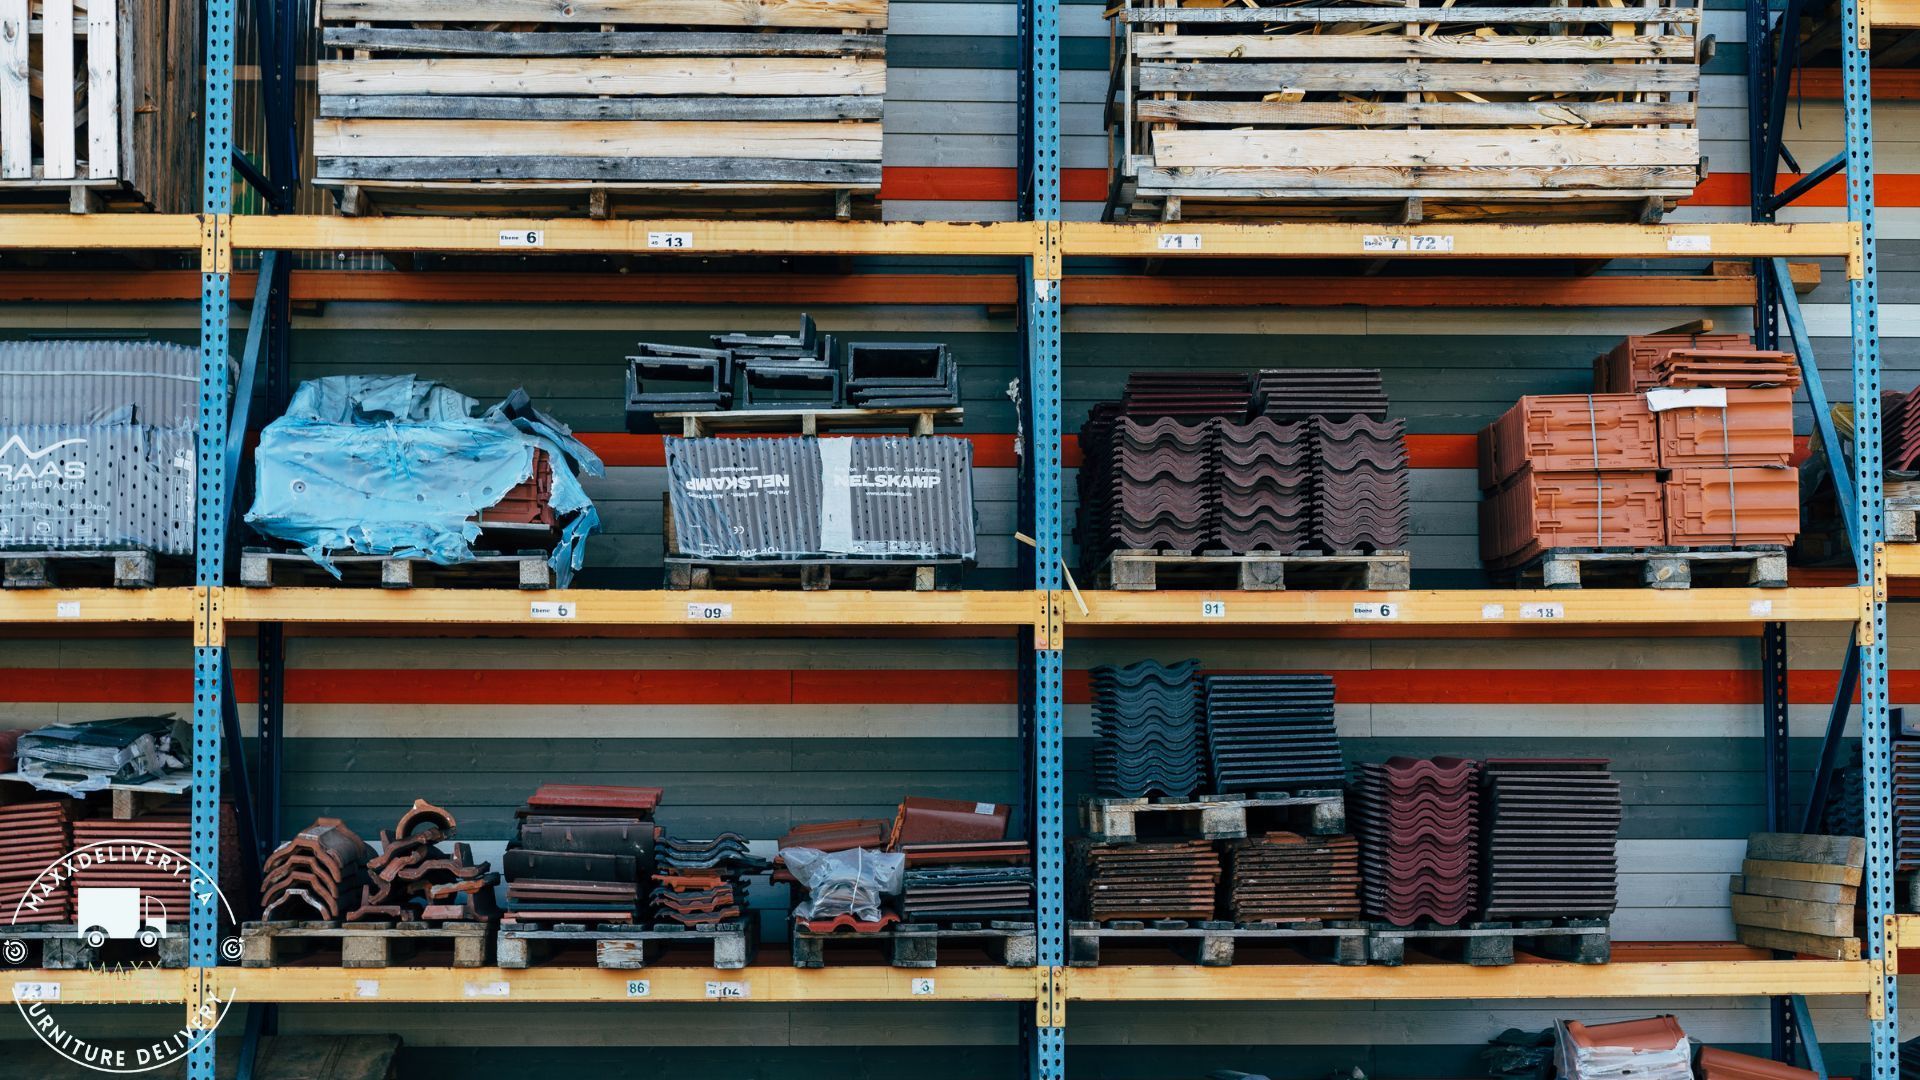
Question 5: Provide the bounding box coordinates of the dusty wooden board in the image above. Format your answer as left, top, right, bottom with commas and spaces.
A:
1746, 832, 1866, 868
318, 57, 885, 97
1130, 163, 1699, 193
0, 0, 27, 179
1728, 874, 1859, 906
1741, 857, 1864, 887
1132, 32, 1694, 59
321, 93, 883, 122
322, 27, 886, 56
318, 156, 882, 184
1733, 924, 1861, 961
325, 0, 889, 28
314, 119, 881, 161
1135, 61, 1699, 94
1730, 894, 1854, 938
1134, 100, 1695, 126
1119, 6, 1698, 22
1151, 130, 1700, 170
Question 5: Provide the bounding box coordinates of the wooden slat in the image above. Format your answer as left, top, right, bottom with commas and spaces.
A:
1132, 32, 1694, 60
1746, 833, 1866, 867
1729, 874, 1859, 906
1742, 857, 1865, 886
84, 0, 114, 178
1731, 894, 1854, 938
1152, 129, 1699, 169
323, 0, 888, 30
321, 27, 884, 57
0, 0, 27, 178
1136, 60, 1698, 93
317, 156, 882, 184
1132, 163, 1699, 193
318, 57, 884, 97
313, 118, 880, 160
1121, 6, 1697, 22
40, 0, 73, 179
1135, 99, 1695, 126
320, 93, 882, 122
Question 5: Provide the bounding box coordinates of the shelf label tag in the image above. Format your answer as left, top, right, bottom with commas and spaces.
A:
1363, 234, 1454, 253
12, 982, 58, 1001
626, 979, 651, 998
463, 981, 510, 999
687, 602, 733, 621
706, 980, 750, 1000
1200, 600, 1226, 619
498, 229, 544, 248
529, 601, 576, 620
1480, 604, 1506, 620
648, 231, 694, 250
1352, 602, 1398, 620
1157, 233, 1202, 251
912, 978, 936, 996
1667, 234, 1711, 252
1519, 602, 1566, 620
55, 602, 80, 619
1750, 599, 1775, 617
353, 980, 380, 999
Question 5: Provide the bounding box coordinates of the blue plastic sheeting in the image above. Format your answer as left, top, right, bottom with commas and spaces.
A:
245, 376, 603, 585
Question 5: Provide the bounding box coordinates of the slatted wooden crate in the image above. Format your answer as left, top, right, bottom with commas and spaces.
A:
0, 0, 199, 212
314, 0, 887, 219
1105, 0, 1705, 223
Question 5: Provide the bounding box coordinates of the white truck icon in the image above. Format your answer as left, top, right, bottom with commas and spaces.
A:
77, 887, 167, 949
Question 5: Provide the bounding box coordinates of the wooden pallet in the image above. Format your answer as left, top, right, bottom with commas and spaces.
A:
1069, 919, 1368, 967
665, 557, 963, 592
496, 921, 753, 970
1104, 0, 1702, 224
0, 923, 194, 969
1500, 546, 1789, 589
312, 0, 886, 219
239, 548, 553, 589
0, 549, 168, 588
656, 406, 963, 438
791, 921, 1038, 968
1363, 919, 1611, 967
1889, 509, 1916, 544
240, 920, 491, 968
1100, 549, 1409, 591
1082, 791, 1345, 843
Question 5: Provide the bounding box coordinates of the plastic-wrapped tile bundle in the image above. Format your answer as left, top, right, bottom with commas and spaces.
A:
1202, 673, 1344, 795
1554, 1016, 1693, 1080
1090, 659, 1205, 799
1224, 832, 1361, 923
1215, 419, 1312, 553
1312, 416, 1409, 551
1478, 759, 1621, 920
664, 435, 975, 560
1072, 838, 1221, 922
0, 340, 200, 554
1352, 756, 1480, 926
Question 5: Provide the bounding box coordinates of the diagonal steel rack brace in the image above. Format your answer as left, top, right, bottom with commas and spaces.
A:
1773, 259, 1858, 558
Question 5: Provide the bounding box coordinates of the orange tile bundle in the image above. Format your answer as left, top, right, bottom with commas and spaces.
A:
1593, 331, 1757, 393
1652, 349, 1800, 389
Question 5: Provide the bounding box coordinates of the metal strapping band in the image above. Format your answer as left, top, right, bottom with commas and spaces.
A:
1588, 394, 1604, 547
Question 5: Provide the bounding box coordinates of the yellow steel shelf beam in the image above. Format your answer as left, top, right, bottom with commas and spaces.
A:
0, 214, 206, 250
1066, 587, 1866, 628
0, 587, 198, 624
6, 968, 189, 1003
220, 587, 1043, 628
225, 217, 1045, 258
216, 965, 1036, 1004
1881, 544, 1920, 580
1062, 222, 1861, 262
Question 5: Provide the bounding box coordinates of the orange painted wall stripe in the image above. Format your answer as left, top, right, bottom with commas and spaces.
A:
879, 167, 1107, 203
1690, 171, 1920, 208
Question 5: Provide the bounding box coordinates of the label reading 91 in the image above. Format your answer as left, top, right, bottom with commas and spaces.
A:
1201, 600, 1226, 619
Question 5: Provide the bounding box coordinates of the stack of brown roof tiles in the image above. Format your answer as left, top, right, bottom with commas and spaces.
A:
889, 797, 1011, 848
1478, 394, 1664, 568
1698, 1047, 1819, 1080
651, 833, 766, 927
1122, 371, 1255, 421
1216, 419, 1312, 553
779, 819, 888, 854
1079, 415, 1215, 568
1656, 389, 1795, 469
262, 818, 375, 922
1256, 369, 1389, 420
1887, 388, 1920, 471
1353, 757, 1479, 926
1224, 832, 1361, 923
1557, 1015, 1693, 1080
1072, 838, 1221, 922
1653, 350, 1801, 389
502, 787, 658, 926
1313, 416, 1409, 551
1664, 467, 1801, 546
1594, 331, 1756, 393
900, 840, 1033, 921
1479, 759, 1621, 920
351, 799, 499, 923
0, 801, 74, 924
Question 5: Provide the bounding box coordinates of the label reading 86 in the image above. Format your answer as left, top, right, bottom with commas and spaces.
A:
627, 980, 651, 998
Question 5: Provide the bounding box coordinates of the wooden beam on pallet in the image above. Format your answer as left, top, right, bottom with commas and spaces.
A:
323, 0, 889, 30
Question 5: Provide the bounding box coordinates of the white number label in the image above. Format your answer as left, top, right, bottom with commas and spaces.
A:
1480, 604, 1506, 620
1519, 603, 1566, 620
1667, 234, 1712, 252
529, 601, 576, 620
1200, 600, 1226, 619
353, 979, 380, 999
706, 980, 750, 1000
463, 980, 511, 998
498, 229, 543, 248
687, 602, 734, 621
1363, 234, 1454, 253
1750, 599, 1775, 617
12, 982, 58, 1001
648, 231, 694, 250
911, 978, 936, 996
1157, 233, 1203, 251
1352, 602, 1398, 620
54, 602, 79, 619
626, 980, 651, 998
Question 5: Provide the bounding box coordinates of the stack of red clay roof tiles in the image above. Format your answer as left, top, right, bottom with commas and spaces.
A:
1223, 832, 1360, 923
1594, 331, 1758, 393
76, 816, 195, 928
1886, 387, 1920, 471
1215, 419, 1312, 554
262, 819, 375, 922
1313, 416, 1409, 550
1353, 757, 1479, 926
1073, 838, 1220, 922
0, 801, 74, 923
1653, 349, 1801, 389
503, 784, 658, 926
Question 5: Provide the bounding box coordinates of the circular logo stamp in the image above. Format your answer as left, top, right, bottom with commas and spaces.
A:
6, 840, 243, 1074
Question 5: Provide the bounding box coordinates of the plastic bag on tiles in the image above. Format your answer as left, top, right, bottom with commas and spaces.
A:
781, 846, 905, 923
245, 375, 604, 585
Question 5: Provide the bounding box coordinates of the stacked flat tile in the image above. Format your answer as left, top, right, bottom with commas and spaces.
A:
1888, 387, 1920, 472
1215, 419, 1312, 553
1224, 832, 1361, 923
1478, 759, 1621, 920
1121, 371, 1255, 421
1594, 331, 1755, 393
1312, 416, 1409, 551
1256, 369, 1389, 420
1091, 659, 1206, 799
502, 784, 659, 926
900, 840, 1033, 921
1652, 349, 1800, 389
1073, 838, 1221, 922
1897, 740, 1920, 873
651, 833, 767, 927
1353, 756, 1480, 926
1201, 673, 1344, 795
0, 802, 74, 924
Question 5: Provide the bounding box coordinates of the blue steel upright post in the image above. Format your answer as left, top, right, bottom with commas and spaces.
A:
193, 0, 238, 1076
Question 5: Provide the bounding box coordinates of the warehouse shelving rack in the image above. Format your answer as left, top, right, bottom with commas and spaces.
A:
0, 0, 1898, 1074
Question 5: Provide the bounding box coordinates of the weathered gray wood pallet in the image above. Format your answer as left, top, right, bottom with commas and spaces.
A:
0, 549, 165, 589
1100, 549, 1409, 591
1363, 919, 1611, 967
666, 557, 964, 592
0, 923, 193, 969
791, 921, 1038, 968
239, 547, 552, 589
1082, 791, 1345, 843
240, 920, 491, 968
657, 406, 962, 438
1069, 919, 1368, 967
496, 921, 752, 970
1888, 510, 1916, 544
1499, 546, 1788, 589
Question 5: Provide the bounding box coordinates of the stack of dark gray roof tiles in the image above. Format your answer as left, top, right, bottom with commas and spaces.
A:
625, 344, 734, 424
1353, 756, 1481, 927
1090, 660, 1206, 799
1202, 673, 1344, 795
1256, 369, 1390, 420
845, 343, 960, 408
715, 315, 840, 409
1121, 371, 1255, 422
1479, 759, 1622, 920
1215, 418, 1313, 553
1312, 416, 1409, 551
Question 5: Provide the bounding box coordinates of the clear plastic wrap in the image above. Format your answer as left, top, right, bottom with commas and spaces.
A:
780, 846, 905, 923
